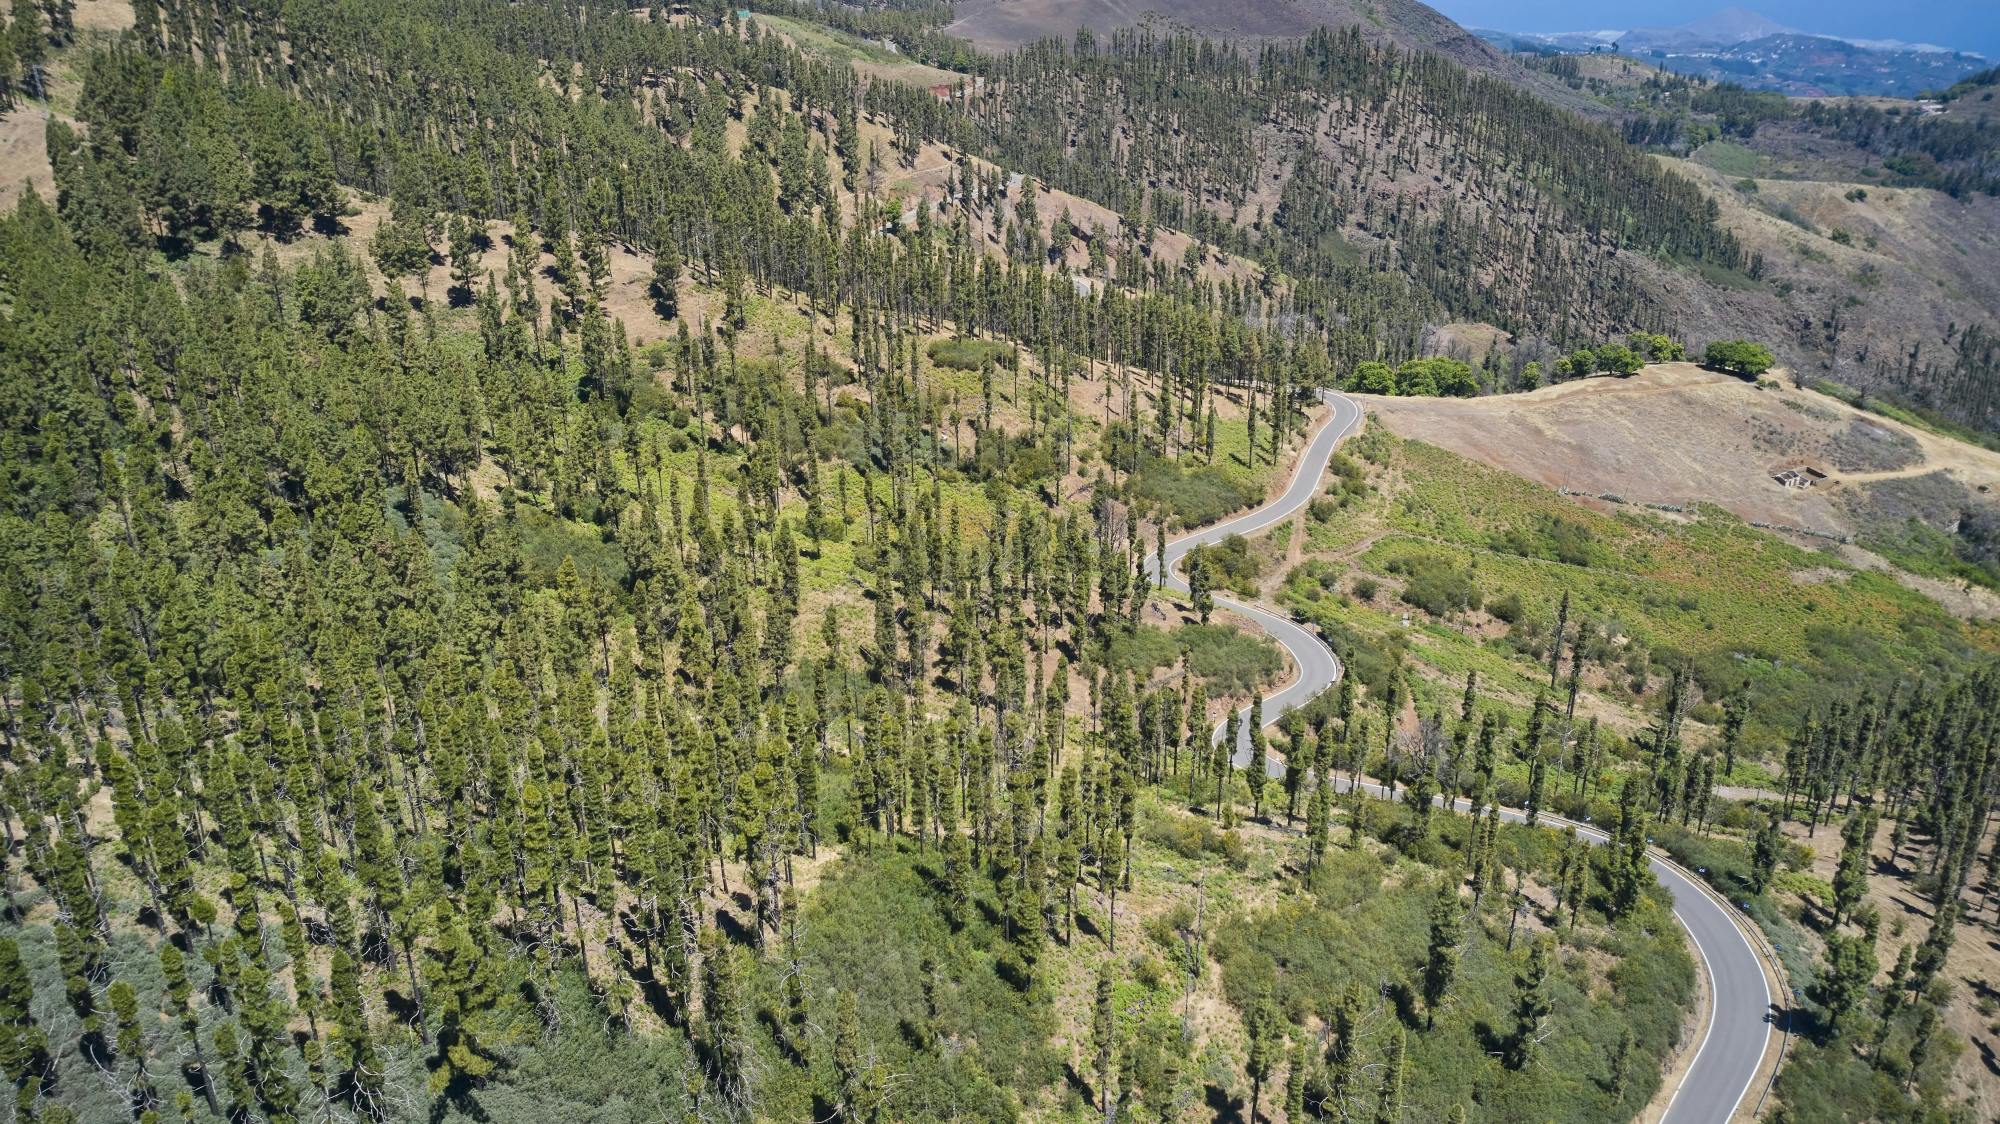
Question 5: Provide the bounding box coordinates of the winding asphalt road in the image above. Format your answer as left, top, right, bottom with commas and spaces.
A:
1145, 390, 1773, 1123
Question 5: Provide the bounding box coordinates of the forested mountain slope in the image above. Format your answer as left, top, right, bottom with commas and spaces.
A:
0, 0, 1994, 1122
0, 1, 1728, 1121
848, 5, 2000, 438
868, 26, 1745, 368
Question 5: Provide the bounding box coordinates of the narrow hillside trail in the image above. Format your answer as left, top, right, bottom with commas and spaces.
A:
1145, 390, 1779, 1123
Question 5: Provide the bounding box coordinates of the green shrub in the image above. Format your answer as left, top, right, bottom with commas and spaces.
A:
1105, 624, 1181, 672
1108, 623, 1282, 694
926, 336, 1016, 371
1212, 832, 1693, 1122
791, 848, 1060, 1113
1704, 339, 1776, 377
1141, 810, 1250, 869
971, 431, 1059, 489
1494, 514, 1598, 567
1344, 360, 1397, 394
1186, 534, 1260, 592
1384, 552, 1481, 617
1396, 356, 1479, 396
1129, 454, 1260, 528
511, 505, 627, 589
1343, 358, 1478, 397
1649, 822, 1774, 905
1180, 623, 1284, 692
1771, 1008, 1961, 1121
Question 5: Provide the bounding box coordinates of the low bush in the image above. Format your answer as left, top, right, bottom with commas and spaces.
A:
1179, 623, 1284, 692
1704, 339, 1776, 377
926, 336, 1015, 371
970, 430, 1059, 489
1105, 624, 1180, 673
1647, 821, 1789, 907
1770, 1034, 1960, 1123
1342, 356, 1479, 397
1493, 514, 1599, 567
1186, 534, 1260, 592
1141, 810, 1250, 869
1212, 822, 1694, 1123
1108, 623, 1282, 694
789, 847, 1061, 1114
1129, 454, 1260, 528
1386, 553, 1481, 617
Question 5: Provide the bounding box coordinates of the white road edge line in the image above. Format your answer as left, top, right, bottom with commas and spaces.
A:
1660, 874, 1723, 1121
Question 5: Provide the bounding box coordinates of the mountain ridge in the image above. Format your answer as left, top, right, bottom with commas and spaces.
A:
946, 0, 1503, 68
938, 0, 1609, 111
1492, 5, 1980, 58
1479, 7, 1988, 98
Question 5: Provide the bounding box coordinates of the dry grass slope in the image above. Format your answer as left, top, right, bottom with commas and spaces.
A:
1365, 363, 2000, 617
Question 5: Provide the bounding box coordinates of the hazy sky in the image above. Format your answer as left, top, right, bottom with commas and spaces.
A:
1427, 1, 2000, 58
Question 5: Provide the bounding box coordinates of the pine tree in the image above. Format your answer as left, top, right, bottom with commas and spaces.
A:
1245, 992, 1282, 1124
1422, 880, 1463, 1029
1719, 691, 1747, 779
212, 1021, 254, 1121
1373, 1026, 1406, 1124
829, 990, 883, 1123
1831, 813, 1875, 928
425, 901, 506, 1099
1092, 959, 1116, 1117
1608, 778, 1650, 919
700, 928, 749, 1101
1322, 985, 1363, 1117
650, 217, 681, 320
447, 214, 482, 303
11, 0, 47, 101
235, 959, 303, 1120
1870, 943, 1915, 1063
1548, 590, 1570, 687
53, 922, 99, 1036
108, 978, 154, 1112
1191, 559, 1216, 627
1815, 928, 1877, 1037
1751, 811, 1784, 895
1305, 771, 1331, 879
0, 938, 51, 1114
1905, 1001, 1940, 1091
1504, 938, 1554, 1069
1215, 709, 1237, 820
327, 947, 384, 1114
370, 215, 433, 293
1283, 1034, 1309, 1123
1910, 901, 1957, 993
1246, 696, 1269, 819
159, 944, 221, 1118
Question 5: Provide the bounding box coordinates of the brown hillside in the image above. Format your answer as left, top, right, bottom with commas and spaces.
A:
947, 0, 1485, 55
1365, 363, 2000, 617
942, 0, 1587, 103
